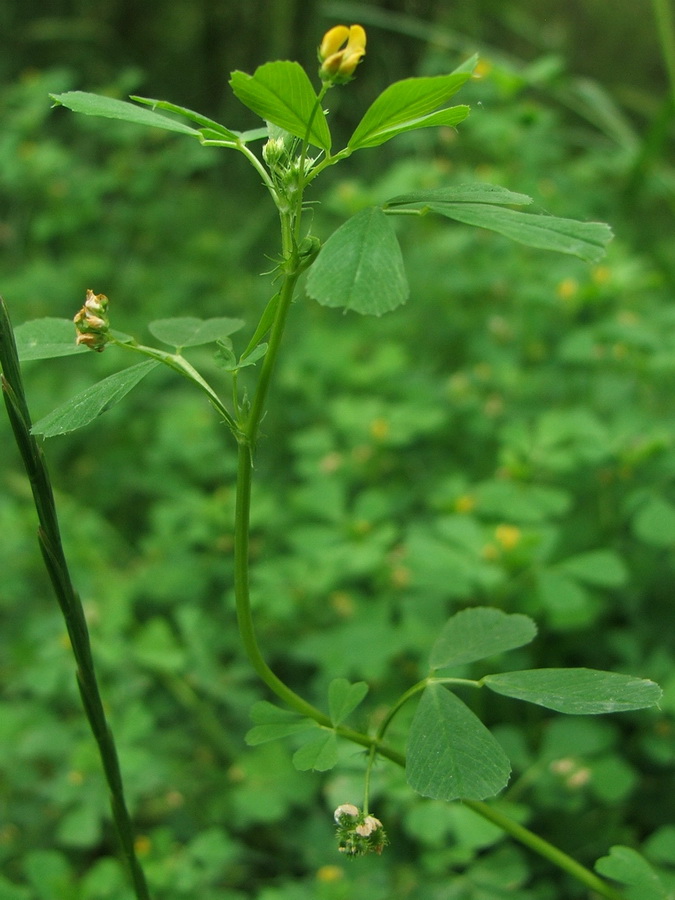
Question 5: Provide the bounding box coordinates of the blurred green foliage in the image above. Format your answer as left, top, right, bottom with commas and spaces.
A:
2, 2, 675, 898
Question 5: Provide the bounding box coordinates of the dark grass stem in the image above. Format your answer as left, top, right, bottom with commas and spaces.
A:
0, 297, 152, 900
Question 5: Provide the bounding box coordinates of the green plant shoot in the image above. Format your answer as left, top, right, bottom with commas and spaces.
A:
0, 23, 662, 900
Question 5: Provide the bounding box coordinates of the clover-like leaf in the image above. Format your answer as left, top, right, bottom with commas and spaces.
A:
483, 669, 662, 714
230, 61, 331, 151
292, 732, 338, 772
348, 72, 472, 150
328, 678, 369, 726
246, 720, 315, 746
14, 318, 88, 361
387, 184, 612, 263
306, 207, 408, 315
406, 684, 511, 801
130, 96, 240, 141
50, 92, 200, 136
148, 317, 244, 349
386, 184, 613, 263
31, 360, 160, 437
430, 607, 537, 670
595, 846, 669, 900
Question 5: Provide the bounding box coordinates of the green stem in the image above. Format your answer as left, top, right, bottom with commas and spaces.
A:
0, 298, 151, 900
362, 744, 377, 814
376, 679, 428, 742
462, 799, 626, 900
233, 436, 332, 725
111, 337, 238, 434
244, 272, 298, 445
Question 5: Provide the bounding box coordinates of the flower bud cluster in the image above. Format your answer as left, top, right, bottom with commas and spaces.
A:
318, 25, 366, 84
262, 126, 316, 206
74, 289, 110, 352
333, 804, 387, 856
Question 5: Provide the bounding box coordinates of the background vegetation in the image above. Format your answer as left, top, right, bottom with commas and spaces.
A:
1, 1, 674, 898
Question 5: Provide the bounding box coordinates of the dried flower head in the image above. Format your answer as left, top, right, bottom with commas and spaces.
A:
74, 289, 110, 352
333, 804, 387, 856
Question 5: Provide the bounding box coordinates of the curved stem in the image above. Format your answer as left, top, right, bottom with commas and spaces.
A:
111, 338, 238, 434
462, 800, 626, 900
376, 679, 428, 742
233, 437, 332, 725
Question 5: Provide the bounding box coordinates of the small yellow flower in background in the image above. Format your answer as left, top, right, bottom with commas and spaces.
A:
369, 416, 389, 440
134, 835, 152, 857
474, 59, 492, 79
319, 24, 366, 84
495, 523, 522, 550
556, 277, 578, 302
316, 865, 344, 883
454, 494, 476, 514
592, 265, 611, 284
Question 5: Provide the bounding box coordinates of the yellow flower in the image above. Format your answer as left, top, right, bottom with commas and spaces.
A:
495, 524, 522, 550
319, 25, 350, 60
319, 24, 366, 84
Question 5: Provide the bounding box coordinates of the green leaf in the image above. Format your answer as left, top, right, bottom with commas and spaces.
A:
23, 849, 74, 896
0, 873, 31, 899
148, 316, 244, 349
455, 206, 613, 262
328, 678, 369, 726
292, 732, 338, 771
237, 343, 268, 368
305, 207, 409, 315
133, 617, 186, 673
13, 318, 133, 361
399, 196, 612, 262
31, 360, 159, 437
229, 61, 331, 151
429, 607, 537, 670
483, 669, 662, 714
557, 549, 628, 588
241, 292, 280, 359
595, 846, 669, 900
348, 73, 472, 150
130, 95, 240, 141
406, 684, 511, 801
246, 701, 315, 744
245, 720, 316, 746
50, 91, 200, 136
14, 318, 87, 361
633, 496, 675, 547
387, 184, 535, 208
249, 700, 302, 724
352, 105, 470, 149
536, 569, 594, 629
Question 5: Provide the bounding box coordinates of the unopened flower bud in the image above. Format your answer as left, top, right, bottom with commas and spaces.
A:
262, 136, 287, 169
318, 25, 366, 84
